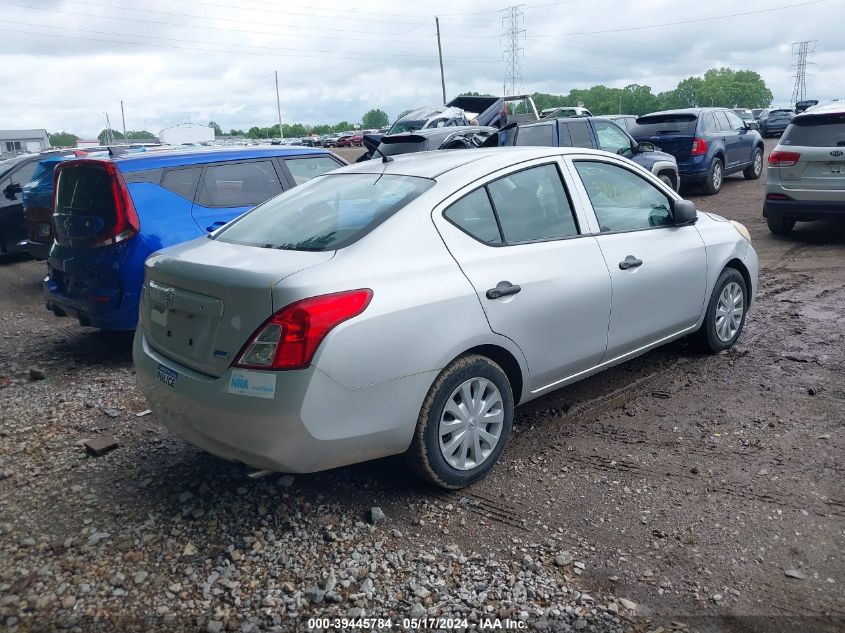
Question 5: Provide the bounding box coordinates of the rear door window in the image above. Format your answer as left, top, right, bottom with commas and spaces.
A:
713, 111, 732, 132
781, 114, 845, 147
515, 123, 555, 146
198, 160, 283, 207
283, 156, 343, 185
444, 188, 502, 244
161, 167, 201, 200
487, 164, 579, 243
567, 120, 593, 148
725, 111, 746, 131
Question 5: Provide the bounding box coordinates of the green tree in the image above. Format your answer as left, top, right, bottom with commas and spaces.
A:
126, 130, 155, 140
49, 132, 79, 147
246, 126, 262, 139
332, 121, 352, 133
208, 121, 223, 136
228, 129, 245, 136
361, 108, 389, 129
97, 129, 125, 144
312, 124, 332, 135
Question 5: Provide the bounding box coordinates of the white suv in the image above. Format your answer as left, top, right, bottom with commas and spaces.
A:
764, 101, 845, 234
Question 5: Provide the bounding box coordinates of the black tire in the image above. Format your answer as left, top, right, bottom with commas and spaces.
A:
406, 354, 514, 489
693, 267, 748, 354
766, 216, 796, 235
701, 157, 724, 195
743, 147, 764, 180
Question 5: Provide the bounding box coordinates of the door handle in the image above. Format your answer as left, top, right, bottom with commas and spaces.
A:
205, 221, 227, 233
486, 281, 521, 299
618, 255, 643, 270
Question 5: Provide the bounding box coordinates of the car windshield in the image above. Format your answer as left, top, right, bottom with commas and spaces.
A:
780, 113, 845, 147
630, 114, 697, 135
215, 173, 434, 251
389, 120, 425, 134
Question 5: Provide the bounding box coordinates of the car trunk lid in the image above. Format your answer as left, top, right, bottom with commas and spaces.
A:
141, 238, 334, 378
777, 114, 845, 191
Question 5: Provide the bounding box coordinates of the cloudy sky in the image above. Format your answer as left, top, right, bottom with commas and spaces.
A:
0, 0, 841, 137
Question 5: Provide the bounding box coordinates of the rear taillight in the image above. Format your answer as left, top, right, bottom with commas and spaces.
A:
690, 138, 708, 155
768, 151, 801, 167
234, 289, 373, 370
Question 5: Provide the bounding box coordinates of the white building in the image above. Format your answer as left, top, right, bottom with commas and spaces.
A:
0, 129, 51, 157
158, 123, 215, 146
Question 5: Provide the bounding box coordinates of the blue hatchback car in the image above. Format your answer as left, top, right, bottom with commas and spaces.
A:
629, 108, 765, 195
45, 146, 345, 330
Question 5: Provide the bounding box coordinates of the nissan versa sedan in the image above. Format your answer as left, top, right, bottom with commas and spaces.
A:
134, 147, 758, 489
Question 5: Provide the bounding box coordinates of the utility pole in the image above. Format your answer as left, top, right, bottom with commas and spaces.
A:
120, 100, 127, 144
500, 5, 526, 96
791, 40, 816, 105
435, 17, 446, 105
104, 112, 115, 145
275, 71, 284, 140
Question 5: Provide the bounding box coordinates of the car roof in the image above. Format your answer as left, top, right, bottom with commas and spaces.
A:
383, 125, 495, 139
795, 100, 845, 117
329, 146, 609, 179
97, 146, 335, 173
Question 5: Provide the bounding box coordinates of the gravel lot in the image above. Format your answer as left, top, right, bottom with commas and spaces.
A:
0, 139, 843, 632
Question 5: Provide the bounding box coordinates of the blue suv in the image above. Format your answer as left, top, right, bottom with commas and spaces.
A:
45, 146, 345, 330
629, 108, 764, 195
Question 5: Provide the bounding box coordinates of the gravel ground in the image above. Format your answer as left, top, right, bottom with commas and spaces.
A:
0, 139, 843, 633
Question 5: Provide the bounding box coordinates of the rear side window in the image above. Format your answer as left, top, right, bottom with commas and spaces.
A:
781, 114, 845, 147
487, 164, 578, 243
161, 167, 201, 200
567, 120, 592, 147
714, 111, 732, 132
444, 188, 502, 244
198, 160, 282, 207
55, 165, 115, 228
631, 114, 698, 136
216, 174, 433, 251
284, 156, 341, 185
515, 123, 555, 146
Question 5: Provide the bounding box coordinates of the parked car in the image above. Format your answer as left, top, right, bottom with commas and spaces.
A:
44, 147, 346, 330
0, 149, 82, 256
751, 108, 764, 120
763, 101, 845, 234
335, 132, 361, 148
22, 155, 74, 260
731, 109, 759, 129
321, 135, 341, 148
388, 95, 540, 136
540, 106, 594, 119
602, 114, 638, 132
356, 126, 496, 162
795, 99, 819, 114
758, 109, 795, 137
629, 108, 764, 194
134, 146, 757, 488
510, 116, 680, 190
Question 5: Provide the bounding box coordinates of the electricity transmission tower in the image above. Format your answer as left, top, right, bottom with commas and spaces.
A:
790, 40, 816, 104
500, 5, 526, 96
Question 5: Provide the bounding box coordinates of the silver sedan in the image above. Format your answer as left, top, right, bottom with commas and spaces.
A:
134, 147, 758, 489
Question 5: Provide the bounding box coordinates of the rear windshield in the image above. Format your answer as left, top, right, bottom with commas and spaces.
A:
55, 164, 115, 228
389, 120, 425, 134
215, 173, 434, 251
630, 114, 697, 135
780, 114, 845, 147
769, 110, 793, 118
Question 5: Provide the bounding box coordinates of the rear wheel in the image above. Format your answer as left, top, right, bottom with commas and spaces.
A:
694, 267, 748, 353
766, 216, 796, 235
702, 158, 724, 195
743, 148, 764, 180
406, 354, 514, 489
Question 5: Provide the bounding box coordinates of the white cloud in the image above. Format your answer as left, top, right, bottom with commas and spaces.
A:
0, 0, 841, 136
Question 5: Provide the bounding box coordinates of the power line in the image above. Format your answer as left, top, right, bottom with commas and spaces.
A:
791, 40, 817, 104
501, 4, 525, 96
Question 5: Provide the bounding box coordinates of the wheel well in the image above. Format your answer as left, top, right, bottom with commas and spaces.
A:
725, 258, 753, 306
463, 344, 524, 405
713, 151, 725, 165
657, 169, 677, 189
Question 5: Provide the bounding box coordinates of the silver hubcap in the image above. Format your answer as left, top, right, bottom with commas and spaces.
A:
754, 152, 763, 175
712, 162, 723, 189
715, 281, 744, 342
439, 378, 504, 471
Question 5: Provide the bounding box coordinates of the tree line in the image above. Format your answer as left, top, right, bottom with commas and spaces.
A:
48, 68, 774, 147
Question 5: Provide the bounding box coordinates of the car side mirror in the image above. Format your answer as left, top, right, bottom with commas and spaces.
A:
672, 199, 697, 226
636, 141, 655, 153
3, 183, 22, 200
748, 121, 759, 130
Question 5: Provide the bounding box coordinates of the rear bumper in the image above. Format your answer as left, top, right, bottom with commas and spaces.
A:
763, 198, 845, 220
25, 239, 51, 260
133, 331, 434, 473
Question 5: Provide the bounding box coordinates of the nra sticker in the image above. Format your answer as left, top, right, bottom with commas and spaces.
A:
227, 370, 276, 399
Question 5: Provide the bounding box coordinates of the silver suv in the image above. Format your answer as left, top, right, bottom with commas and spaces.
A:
764, 101, 845, 234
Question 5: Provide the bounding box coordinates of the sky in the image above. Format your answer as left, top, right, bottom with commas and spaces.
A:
0, 0, 842, 137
